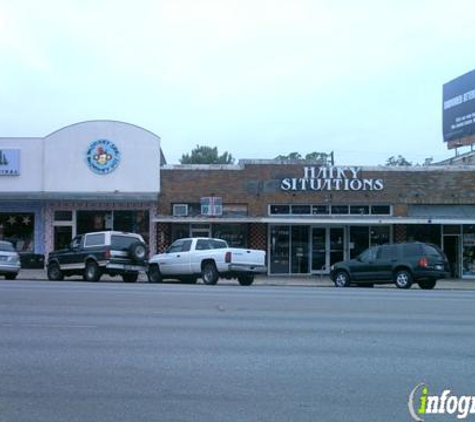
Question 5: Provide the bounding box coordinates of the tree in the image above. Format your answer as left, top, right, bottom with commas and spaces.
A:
275, 151, 333, 164
180, 145, 235, 164
385, 155, 412, 166
422, 157, 433, 166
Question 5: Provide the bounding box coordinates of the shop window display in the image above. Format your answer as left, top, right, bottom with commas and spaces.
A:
212, 224, 248, 248
463, 225, 475, 277
0, 213, 34, 252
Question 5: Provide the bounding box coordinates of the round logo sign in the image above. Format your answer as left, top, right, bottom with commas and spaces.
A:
85, 139, 120, 175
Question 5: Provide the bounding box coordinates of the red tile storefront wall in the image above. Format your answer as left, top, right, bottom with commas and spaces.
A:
249, 223, 267, 251
394, 225, 407, 243
157, 223, 171, 253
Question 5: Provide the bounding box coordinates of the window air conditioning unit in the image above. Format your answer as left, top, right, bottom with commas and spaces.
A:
173, 204, 188, 217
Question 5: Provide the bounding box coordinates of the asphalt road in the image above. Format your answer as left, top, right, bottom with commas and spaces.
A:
1, 280, 475, 422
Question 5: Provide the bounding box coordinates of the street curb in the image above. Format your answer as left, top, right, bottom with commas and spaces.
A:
9, 269, 475, 290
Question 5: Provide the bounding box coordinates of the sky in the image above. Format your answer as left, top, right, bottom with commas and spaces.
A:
0, 0, 474, 165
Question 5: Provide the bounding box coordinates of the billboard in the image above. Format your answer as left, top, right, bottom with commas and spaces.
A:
443, 69, 475, 145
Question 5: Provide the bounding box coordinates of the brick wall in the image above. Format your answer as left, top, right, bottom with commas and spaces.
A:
159, 164, 475, 217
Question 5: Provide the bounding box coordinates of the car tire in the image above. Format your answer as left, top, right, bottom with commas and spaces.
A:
47, 264, 64, 281
84, 260, 101, 282
147, 265, 162, 283
334, 270, 350, 287
394, 269, 413, 289
129, 242, 147, 261
202, 262, 219, 285
238, 275, 254, 286
122, 273, 138, 283
418, 279, 437, 290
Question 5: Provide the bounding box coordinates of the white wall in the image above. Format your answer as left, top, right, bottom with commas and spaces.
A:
0, 138, 44, 192
44, 121, 160, 194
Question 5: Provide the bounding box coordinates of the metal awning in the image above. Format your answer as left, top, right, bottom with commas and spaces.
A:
153, 215, 475, 225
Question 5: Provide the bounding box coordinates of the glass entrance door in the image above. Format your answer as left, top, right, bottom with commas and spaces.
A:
312, 227, 346, 273
312, 228, 327, 272
329, 227, 345, 267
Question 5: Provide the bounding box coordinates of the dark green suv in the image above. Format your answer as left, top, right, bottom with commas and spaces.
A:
330, 242, 450, 289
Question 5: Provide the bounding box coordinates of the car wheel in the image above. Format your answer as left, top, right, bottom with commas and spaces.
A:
202, 262, 219, 285
334, 270, 350, 287
84, 261, 101, 282
129, 242, 147, 261
47, 264, 64, 281
238, 275, 254, 286
418, 279, 437, 290
5, 273, 18, 280
394, 269, 413, 289
122, 273, 138, 283
147, 265, 162, 283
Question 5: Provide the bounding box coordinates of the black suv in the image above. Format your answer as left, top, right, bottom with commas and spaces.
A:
330, 242, 450, 289
46, 231, 148, 282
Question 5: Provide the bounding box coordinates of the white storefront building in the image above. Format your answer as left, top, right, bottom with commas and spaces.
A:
0, 120, 162, 266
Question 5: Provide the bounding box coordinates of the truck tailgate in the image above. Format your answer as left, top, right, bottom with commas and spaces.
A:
228, 248, 266, 266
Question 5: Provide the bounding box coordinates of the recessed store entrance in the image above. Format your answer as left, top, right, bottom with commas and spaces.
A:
311, 227, 345, 274
269, 225, 346, 275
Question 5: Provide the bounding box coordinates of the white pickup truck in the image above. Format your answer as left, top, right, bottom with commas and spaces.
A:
147, 237, 267, 285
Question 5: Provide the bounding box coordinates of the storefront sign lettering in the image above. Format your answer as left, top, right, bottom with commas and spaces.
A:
0, 149, 20, 176
280, 166, 384, 192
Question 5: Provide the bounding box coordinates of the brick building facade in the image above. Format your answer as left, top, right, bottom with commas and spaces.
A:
155, 161, 475, 278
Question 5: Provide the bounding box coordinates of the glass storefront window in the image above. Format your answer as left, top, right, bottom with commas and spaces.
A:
270, 225, 290, 274
406, 224, 441, 246
370, 226, 390, 245
212, 224, 248, 247
54, 211, 73, 221
371, 205, 391, 215
76, 210, 149, 244
270, 205, 290, 215
114, 211, 149, 244
291, 205, 311, 215
350, 205, 369, 215
312, 205, 329, 215
350, 226, 369, 258
77, 211, 111, 234
331, 205, 349, 214
172, 224, 190, 241
0, 213, 35, 252
462, 225, 475, 277
291, 226, 309, 273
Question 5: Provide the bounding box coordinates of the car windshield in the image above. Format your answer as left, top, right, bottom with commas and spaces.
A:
0, 242, 15, 252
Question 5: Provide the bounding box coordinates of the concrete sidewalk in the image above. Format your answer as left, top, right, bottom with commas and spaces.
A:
8, 269, 475, 290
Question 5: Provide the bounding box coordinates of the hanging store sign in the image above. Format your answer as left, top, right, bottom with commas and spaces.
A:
0, 149, 20, 176
85, 139, 121, 175
280, 166, 384, 192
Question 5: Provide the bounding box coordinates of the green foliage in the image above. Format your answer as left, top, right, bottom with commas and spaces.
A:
275, 151, 333, 164
180, 145, 235, 164
385, 155, 412, 166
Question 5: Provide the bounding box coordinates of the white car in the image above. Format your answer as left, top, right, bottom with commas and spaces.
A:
0, 240, 21, 280
148, 237, 267, 285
